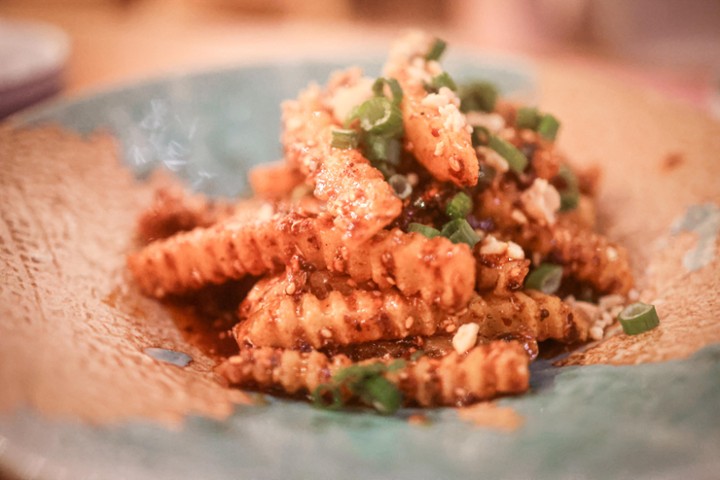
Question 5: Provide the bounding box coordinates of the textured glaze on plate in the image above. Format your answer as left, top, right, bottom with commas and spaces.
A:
2, 58, 720, 479
2, 347, 719, 479
13, 58, 535, 197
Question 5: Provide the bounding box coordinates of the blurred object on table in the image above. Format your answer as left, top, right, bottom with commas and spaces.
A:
194, 0, 448, 23
450, 0, 720, 115
0, 19, 69, 119
1, 0, 718, 116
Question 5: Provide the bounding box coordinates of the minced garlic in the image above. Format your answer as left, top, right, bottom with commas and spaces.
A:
520, 178, 561, 226
452, 323, 480, 354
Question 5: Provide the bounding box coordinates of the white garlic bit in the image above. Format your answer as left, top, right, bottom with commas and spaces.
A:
520, 178, 561, 226
452, 323, 480, 354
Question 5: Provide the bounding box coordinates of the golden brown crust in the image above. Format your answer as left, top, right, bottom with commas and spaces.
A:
217, 348, 351, 394
128, 210, 475, 309
399, 83, 479, 187
383, 32, 478, 187
475, 178, 633, 295
135, 185, 237, 244
389, 342, 530, 406
235, 275, 448, 349
281, 85, 401, 242
235, 272, 586, 350
127, 207, 282, 297
459, 290, 590, 343
475, 179, 555, 253
248, 161, 305, 200
475, 250, 530, 296
552, 220, 634, 295
217, 341, 529, 406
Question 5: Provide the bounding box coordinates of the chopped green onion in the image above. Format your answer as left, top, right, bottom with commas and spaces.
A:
425, 38, 447, 61
476, 164, 497, 189
458, 81, 498, 113
313, 361, 405, 415
311, 384, 343, 410
331, 128, 359, 149
538, 114, 560, 141
372, 77, 403, 106
525, 263, 563, 294
388, 174, 412, 199
364, 135, 401, 165
446, 192, 473, 219
358, 376, 402, 415
557, 164, 579, 211
426, 72, 457, 93
373, 160, 397, 179
516, 107, 541, 130
440, 218, 481, 247
408, 223, 442, 239
351, 97, 404, 137
488, 135, 528, 174
471, 126, 490, 147
333, 362, 386, 385
409, 350, 425, 361
385, 359, 407, 372
618, 302, 660, 335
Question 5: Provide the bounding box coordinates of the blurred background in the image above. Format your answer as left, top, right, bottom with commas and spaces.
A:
1, 0, 719, 118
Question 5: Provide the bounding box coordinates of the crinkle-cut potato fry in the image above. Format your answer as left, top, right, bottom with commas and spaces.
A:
552, 220, 634, 295
248, 160, 305, 200
281, 82, 401, 243
235, 274, 448, 349
474, 179, 555, 253
559, 194, 597, 231
135, 184, 237, 244
127, 205, 281, 297
458, 290, 591, 343
383, 31, 479, 187
128, 209, 475, 309
217, 342, 529, 407
127, 30, 642, 413
218, 348, 351, 395
235, 273, 586, 349
475, 251, 530, 296
475, 179, 633, 295
389, 342, 530, 406
274, 213, 476, 310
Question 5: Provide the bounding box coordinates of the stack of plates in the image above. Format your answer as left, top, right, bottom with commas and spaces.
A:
0, 19, 69, 119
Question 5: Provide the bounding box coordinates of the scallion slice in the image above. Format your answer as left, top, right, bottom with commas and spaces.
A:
425, 38, 447, 61
426, 72, 457, 93
458, 81, 498, 113
353, 97, 404, 137
557, 164, 579, 211
440, 218, 481, 247
331, 128, 359, 149
488, 135, 528, 174
516, 107, 540, 130
538, 114, 560, 141
388, 174, 412, 199
471, 126, 490, 147
446, 191, 473, 219
525, 263, 563, 294
408, 223, 442, 239
372, 77, 403, 105
358, 375, 402, 415
364, 135, 401, 164
618, 302, 660, 335
373, 160, 397, 179
311, 384, 343, 410
313, 361, 405, 415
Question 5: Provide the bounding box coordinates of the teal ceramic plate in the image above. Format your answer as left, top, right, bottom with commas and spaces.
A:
2, 58, 719, 480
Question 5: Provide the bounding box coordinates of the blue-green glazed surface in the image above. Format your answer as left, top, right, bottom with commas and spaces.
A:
3, 59, 719, 480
